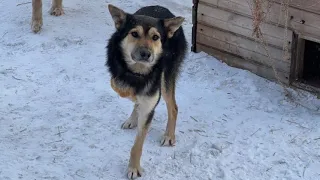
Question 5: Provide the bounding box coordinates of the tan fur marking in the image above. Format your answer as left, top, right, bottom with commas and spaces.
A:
147, 27, 163, 58
111, 78, 137, 102
161, 74, 178, 145
121, 26, 163, 75
127, 26, 144, 42
129, 63, 152, 75
125, 26, 162, 55
148, 27, 161, 37
121, 26, 144, 65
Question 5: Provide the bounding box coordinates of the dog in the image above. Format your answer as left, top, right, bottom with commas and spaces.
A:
106, 4, 187, 179
31, 0, 64, 33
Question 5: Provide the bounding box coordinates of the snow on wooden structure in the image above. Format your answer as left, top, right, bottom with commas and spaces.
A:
191, 0, 320, 93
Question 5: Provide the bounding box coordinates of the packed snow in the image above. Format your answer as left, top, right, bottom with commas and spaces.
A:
1, 0, 320, 180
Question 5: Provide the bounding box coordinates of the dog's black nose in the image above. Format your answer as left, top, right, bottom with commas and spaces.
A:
139, 48, 151, 61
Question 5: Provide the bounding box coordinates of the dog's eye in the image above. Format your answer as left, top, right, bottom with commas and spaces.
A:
131, 32, 139, 38
152, 35, 159, 41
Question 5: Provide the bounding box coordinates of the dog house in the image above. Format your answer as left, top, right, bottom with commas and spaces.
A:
191, 0, 320, 94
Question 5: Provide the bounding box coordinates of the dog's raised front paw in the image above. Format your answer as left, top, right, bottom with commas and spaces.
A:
160, 135, 176, 146
121, 119, 137, 129
127, 166, 144, 179
31, 19, 43, 33
50, 7, 64, 16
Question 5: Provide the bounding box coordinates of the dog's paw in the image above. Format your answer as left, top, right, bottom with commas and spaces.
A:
160, 135, 176, 146
31, 19, 43, 33
121, 119, 137, 129
50, 7, 64, 16
127, 166, 144, 179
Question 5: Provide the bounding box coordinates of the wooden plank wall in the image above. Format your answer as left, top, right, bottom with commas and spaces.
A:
278, 0, 320, 15
195, 0, 320, 85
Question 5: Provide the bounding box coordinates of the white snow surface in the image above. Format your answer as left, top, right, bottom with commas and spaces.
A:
1, 0, 320, 180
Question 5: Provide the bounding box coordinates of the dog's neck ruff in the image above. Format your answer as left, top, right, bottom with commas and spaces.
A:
129, 71, 146, 77
124, 61, 161, 80
124, 68, 153, 79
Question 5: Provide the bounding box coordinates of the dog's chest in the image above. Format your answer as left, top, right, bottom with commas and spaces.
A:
110, 78, 137, 102
110, 75, 159, 101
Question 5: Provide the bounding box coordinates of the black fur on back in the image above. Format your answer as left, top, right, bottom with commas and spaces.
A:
106, 5, 187, 97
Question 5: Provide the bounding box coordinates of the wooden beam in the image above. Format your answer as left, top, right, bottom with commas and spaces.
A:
196, 43, 290, 84
197, 4, 293, 50
196, 24, 291, 73
292, 82, 320, 95
273, 0, 320, 16
292, 35, 306, 81
199, 0, 320, 41
191, 0, 200, 52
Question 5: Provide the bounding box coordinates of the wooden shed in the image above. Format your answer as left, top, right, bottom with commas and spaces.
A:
191, 0, 320, 94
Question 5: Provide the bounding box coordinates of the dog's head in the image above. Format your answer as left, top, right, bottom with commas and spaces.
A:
108, 4, 184, 74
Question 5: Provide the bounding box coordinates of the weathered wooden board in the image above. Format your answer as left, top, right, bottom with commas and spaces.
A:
197, 3, 293, 49
280, 0, 320, 15
199, 0, 320, 41
291, 36, 306, 80
197, 23, 291, 61
196, 24, 291, 73
196, 43, 290, 84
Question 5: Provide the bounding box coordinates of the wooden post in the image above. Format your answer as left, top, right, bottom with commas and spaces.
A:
191, 0, 199, 53
290, 32, 305, 83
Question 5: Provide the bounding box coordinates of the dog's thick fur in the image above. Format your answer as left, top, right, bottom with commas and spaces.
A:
106, 4, 187, 179
31, 0, 64, 33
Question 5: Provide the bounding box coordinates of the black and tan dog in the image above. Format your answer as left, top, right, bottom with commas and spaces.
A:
106, 4, 187, 179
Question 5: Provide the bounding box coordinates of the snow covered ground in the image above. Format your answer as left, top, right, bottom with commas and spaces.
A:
1, 0, 320, 180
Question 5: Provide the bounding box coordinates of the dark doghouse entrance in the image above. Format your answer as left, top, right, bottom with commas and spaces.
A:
302, 40, 320, 88
291, 35, 320, 93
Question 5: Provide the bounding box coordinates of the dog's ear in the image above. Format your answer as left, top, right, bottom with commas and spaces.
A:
108, 4, 127, 29
163, 16, 185, 38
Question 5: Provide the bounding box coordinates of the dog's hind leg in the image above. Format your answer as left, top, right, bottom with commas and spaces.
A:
160, 74, 178, 146
50, 0, 64, 16
127, 94, 159, 179
122, 104, 139, 129
31, 0, 43, 33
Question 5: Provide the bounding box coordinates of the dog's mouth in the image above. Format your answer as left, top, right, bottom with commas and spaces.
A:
131, 47, 154, 63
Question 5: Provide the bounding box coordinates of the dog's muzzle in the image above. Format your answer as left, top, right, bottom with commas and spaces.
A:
131, 47, 152, 62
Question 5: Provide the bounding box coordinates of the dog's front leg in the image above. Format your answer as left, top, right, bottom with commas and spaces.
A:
32, 0, 43, 33
127, 93, 160, 179
50, 0, 64, 16
122, 104, 139, 129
